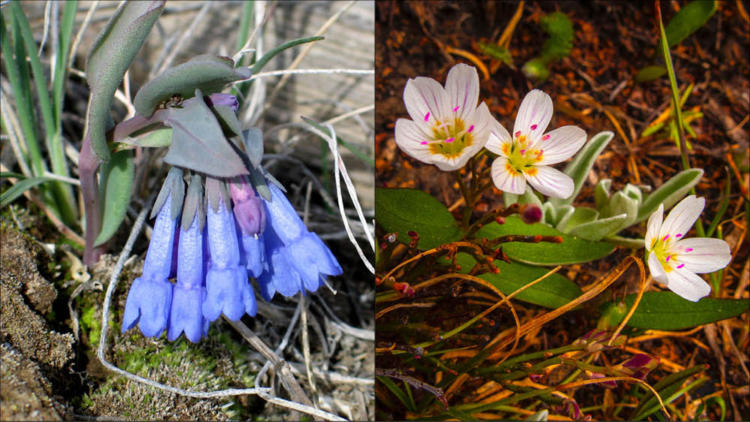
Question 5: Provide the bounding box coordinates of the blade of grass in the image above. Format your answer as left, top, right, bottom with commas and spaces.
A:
706, 171, 731, 237
250, 35, 324, 74
304, 118, 375, 167
9, 1, 77, 223
1, 10, 61, 216
1, 12, 44, 176
52, 0, 77, 126
656, 0, 690, 172
656, 0, 708, 238
377, 376, 416, 413
1, 174, 74, 208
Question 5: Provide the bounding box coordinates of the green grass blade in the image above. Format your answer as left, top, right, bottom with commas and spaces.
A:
52, 0, 77, 126
9, 0, 77, 223
1, 175, 73, 208
377, 376, 416, 413
1, 11, 45, 176
707, 172, 731, 237
250, 36, 324, 74
303, 118, 375, 167
656, 0, 690, 171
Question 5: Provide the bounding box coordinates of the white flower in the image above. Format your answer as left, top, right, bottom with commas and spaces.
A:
395, 63, 495, 171
485, 90, 586, 198
645, 195, 732, 302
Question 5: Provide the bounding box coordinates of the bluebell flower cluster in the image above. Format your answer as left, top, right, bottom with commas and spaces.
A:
122, 97, 343, 343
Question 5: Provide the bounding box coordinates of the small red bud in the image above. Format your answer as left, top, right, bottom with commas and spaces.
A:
521, 204, 543, 224
495, 216, 506, 224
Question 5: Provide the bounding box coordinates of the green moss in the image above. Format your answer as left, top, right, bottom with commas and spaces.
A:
85, 325, 258, 420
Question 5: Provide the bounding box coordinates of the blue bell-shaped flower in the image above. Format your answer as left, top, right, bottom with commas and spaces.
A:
257, 183, 342, 299
122, 192, 178, 338
202, 178, 257, 321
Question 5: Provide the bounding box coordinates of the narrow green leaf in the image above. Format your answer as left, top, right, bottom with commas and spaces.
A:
601, 292, 750, 330
455, 253, 582, 309
8, 1, 77, 223
478, 42, 513, 65
604, 235, 645, 249
707, 172, 731, 237
550, 131, 614, 207
133, 55, 251, 117
53, 0, 78, 125
303, 118, 375, 167
636, 168, 703, 222
377, 376, 416, 413
635, 65, 667, 82
635, 376, 707, 421
250, 36, 324, 74
663, 0, 717, 48
376, 188, 461, 250
1, 176, 64, 208
85, 0, 165, 161
95, 150, 134, 246
475, 217, 615, 266
632, 365, 708, 420
658, 0, 691, 172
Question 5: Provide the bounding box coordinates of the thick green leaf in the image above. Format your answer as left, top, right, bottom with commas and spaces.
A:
1, 175, 63, 208
95, 150, 134, 246
556, 206, 598, 232
636, 168, 703, 222
635, 65, 667, 83
455, 253, 582, 309
163, 92, 249, 178
376, 188, 461, 250
133, 55, 250, 117
664, 0, 717, 48
121, 127, 172, 148
568, 213, 629, 241
594, 179, 611, 211
551, 131, 614, 207
85, 0, 165, 161
601, 292, 750, 330
475, 216, 615, 266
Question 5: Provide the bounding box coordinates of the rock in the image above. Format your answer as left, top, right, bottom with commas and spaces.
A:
0, 227, 74, 369
0, 343, 68, 420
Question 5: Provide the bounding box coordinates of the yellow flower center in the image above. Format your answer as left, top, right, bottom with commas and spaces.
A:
424, 117, 474, 159
501, 133, 545, 176
650, 234, 689, 272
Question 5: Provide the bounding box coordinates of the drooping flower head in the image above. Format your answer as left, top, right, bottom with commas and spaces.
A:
395, 63, 495, 171
167, 174, 209, 343
122, 91, 343, 342
645, 195, 732, 302
202, 177, 258, 322
257, 183, 343, 300
122, 171, 183, 338
486, 90, 586, 199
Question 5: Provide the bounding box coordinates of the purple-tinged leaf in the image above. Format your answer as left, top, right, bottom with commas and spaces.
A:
163, 90, 249, 178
